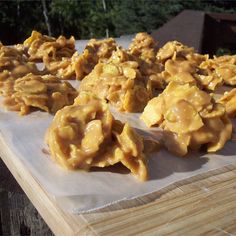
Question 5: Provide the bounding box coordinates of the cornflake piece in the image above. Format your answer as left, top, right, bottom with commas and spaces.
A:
197, 59, 223, 90
215, 64, 236, 86
46, 92, 148, 181
79, 55, 150, 112
24, 30, 75, 62
198, 55, 236, 87
141, 81, 232, 156
218, 88, 236, 117
3, 73, 77, 115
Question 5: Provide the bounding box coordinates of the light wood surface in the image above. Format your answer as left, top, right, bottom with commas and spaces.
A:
1, 132, 236, 236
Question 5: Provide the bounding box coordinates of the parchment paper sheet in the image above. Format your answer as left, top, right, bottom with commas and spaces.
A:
0, 38, 235, 213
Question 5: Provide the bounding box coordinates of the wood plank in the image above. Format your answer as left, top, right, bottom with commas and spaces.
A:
81, 166, 236, 235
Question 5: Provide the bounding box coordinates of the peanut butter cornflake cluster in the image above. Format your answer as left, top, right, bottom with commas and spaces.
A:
22, 31, 76, 80
3, 73, 77, 115
72, 37, 117, 80
46, 92, 148, 181
43, 37, 117, 80
0, 43, 40, 96
79, 46, 165, 112
129, 32, 158, 63
80, 59, 149, 112
23, 30, 76, 62
155, 41, 222, 90
155, 41, 236, 91
141, 82, 232, 156
202, 55, 236, 86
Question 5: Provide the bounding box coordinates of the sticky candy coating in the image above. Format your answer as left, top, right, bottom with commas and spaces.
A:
218, 88, 236, 117
3, 73, 77, 115
141, 81, 232, 156
79, 59, 150, 112
46, 93, 148, 181
24, 30, 75, 62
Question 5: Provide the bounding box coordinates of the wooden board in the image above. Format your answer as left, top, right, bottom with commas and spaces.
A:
1, 132, 236, 236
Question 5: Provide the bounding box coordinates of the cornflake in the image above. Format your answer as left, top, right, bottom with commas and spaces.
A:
218, 88, 236, 117
197, 55, 236, 88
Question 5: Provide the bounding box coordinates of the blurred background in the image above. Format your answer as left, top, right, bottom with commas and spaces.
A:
1, 0, 236, 45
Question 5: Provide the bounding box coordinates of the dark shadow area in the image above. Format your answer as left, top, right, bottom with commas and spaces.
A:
0, 159, 23, 193
214, 140, 236, 157
90, 163, 130, 175
20, 222, 31, 236
148, 150, 209, 180
89, 126, 210, 181
0, 159, 53, 235
202, 12, 236, 56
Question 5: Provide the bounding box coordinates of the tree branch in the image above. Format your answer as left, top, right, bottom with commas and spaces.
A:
41, 0, 52, 36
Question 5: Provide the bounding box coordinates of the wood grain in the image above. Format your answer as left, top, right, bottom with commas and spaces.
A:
1, 132, 236, 235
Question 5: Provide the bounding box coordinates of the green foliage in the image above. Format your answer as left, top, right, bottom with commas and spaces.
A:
0, 0, 236, 44
49, 0, 107, 38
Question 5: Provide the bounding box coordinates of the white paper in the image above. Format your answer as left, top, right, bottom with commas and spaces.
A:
0, 39, 235, 213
